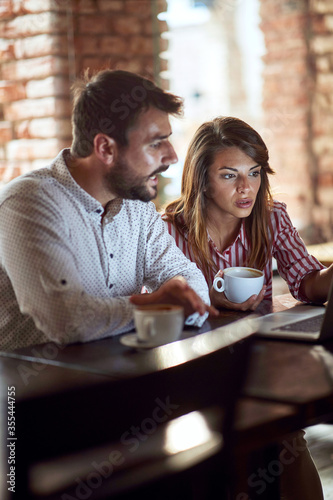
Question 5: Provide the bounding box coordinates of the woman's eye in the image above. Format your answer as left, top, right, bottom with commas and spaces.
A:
221, 174, 235, 179
250, 170, 261, 177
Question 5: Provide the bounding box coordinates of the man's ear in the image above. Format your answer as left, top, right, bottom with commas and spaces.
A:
93, 134, 117, 165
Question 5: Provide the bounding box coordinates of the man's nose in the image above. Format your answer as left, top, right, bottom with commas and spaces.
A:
165, 143, 178, 165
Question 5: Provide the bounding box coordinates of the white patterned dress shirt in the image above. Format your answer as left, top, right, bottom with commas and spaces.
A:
0, 150, 210, 351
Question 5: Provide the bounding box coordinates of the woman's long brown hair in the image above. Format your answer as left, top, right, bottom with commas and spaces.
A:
164, 117, 275, 282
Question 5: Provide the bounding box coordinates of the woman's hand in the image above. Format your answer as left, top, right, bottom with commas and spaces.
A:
209, 270, 266, 311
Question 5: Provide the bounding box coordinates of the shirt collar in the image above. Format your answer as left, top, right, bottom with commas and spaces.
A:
208, 219, 250, 253
239, 220, 250, 250
51, 149, 123, 218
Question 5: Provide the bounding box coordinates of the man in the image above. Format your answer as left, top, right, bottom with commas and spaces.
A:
0, 69, 216, 351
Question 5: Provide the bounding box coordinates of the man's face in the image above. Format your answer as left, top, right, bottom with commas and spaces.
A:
105, 107, 178, 202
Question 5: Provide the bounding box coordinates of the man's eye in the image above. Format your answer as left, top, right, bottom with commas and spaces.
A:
151, 142, 161, 149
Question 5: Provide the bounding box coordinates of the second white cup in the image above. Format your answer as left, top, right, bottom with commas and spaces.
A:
213, 267, 264, 303
134, 304, 184, 346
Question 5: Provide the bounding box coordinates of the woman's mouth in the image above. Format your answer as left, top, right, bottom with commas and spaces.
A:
235, 199, 253, 209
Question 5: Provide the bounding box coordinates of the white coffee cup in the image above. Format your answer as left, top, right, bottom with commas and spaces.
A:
134, 304, 184, 346
213, 267, 264, 303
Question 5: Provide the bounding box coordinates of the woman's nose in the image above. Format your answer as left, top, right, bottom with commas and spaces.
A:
237, 177, 250, 193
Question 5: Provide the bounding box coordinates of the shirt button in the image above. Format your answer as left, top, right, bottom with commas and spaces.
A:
96, 209, 102, 214
186, 316, 195, 325
110, 254, 113, 258
109, 284, 113, 289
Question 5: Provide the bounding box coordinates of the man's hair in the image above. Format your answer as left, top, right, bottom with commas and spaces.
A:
70, 69, 183, 158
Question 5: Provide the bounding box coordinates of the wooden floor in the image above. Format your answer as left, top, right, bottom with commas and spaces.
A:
272, 275, 333, 498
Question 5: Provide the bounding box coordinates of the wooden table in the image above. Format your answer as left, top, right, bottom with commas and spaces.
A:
4, 294, 333, 430
0, 356, 298, 500
2, 293, 333, 430
1, 294, 333, 499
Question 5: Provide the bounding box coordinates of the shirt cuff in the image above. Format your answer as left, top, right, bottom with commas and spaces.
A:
185, 311, 209, 328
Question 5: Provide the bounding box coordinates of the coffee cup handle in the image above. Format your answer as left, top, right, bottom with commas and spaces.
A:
213, 276, 225, 293
141, 317, 156, 340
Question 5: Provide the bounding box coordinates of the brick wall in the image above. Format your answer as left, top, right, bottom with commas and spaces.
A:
260, 0, 333, 243
0, 0, 167, 184
1, 0, 333, 241
310, 0, 333, 242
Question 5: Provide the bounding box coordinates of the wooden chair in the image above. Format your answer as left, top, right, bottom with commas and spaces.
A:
7, 326, 254, 500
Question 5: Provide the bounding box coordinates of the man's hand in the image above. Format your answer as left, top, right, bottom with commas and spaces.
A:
130, 276, 218, 318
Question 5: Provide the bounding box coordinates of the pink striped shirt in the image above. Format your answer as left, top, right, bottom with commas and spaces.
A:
164, 200, 325, 302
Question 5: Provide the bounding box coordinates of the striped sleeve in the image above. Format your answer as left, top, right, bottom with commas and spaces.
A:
271, 201, 325, 302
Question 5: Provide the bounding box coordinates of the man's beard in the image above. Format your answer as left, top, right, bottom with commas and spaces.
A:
104, 158, 166, 202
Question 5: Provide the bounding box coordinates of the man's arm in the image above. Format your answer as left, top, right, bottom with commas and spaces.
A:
132, 207, 218, 325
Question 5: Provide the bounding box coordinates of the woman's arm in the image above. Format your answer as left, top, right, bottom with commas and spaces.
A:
271, 202, 326, 302
299, 264, 333, 304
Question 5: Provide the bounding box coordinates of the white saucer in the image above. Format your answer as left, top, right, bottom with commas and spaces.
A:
120, 333, 163, 349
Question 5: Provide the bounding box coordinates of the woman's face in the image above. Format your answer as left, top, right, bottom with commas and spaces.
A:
205, 146, 261, 222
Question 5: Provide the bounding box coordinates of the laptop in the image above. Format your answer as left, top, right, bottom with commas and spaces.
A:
255, 280, 333, 342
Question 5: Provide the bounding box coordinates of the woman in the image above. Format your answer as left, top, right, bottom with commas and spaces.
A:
164, 116, 333, 311
163, 116, 332, 500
